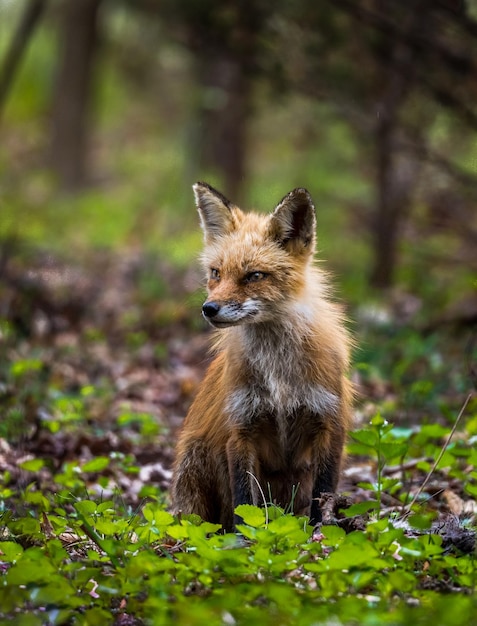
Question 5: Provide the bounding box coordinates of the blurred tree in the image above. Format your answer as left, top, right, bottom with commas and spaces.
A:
274, 0, 477, 288
370, 1, 429, 288
116, 0, 266, 200
49, 0, 102, 191
344, 0, 477, 287
0, 0, 47, 118
162, 0, 267, 200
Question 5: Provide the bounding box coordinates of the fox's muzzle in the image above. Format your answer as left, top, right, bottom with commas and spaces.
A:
202, 299, 261, 327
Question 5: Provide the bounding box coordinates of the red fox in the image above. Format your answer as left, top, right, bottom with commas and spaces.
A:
172, 182, 353, 531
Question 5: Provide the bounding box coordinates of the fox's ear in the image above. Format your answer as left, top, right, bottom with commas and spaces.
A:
193, 182, 236, 243
269, 188, 316, 256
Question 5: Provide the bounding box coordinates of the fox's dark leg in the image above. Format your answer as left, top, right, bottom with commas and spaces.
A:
226, 434, 259, 530
310, 461, 341, 525
310, 430, 345, 526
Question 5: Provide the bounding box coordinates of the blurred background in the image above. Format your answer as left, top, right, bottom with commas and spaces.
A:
0, 0, 476, 518
0, 0, 475, 308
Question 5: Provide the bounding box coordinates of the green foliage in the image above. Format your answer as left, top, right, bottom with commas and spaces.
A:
117, 411, 164, 438
0, 347, 110, 442
356, 327, 474, 421
349, 414, 408, 512
349, 406, 477, 510
1, 496, 477, 625
1, 391, 477, 623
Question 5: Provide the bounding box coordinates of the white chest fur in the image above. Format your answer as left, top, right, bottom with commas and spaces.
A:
224, 322, 340, 428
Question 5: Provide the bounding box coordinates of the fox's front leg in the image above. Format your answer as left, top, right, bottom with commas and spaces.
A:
310, 459, 340, 525
226, 433, 259, 529
310, 427, 345, 526
172, 439, 215, 521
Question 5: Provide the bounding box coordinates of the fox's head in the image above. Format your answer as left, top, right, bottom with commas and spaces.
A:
194, 182, 317, 329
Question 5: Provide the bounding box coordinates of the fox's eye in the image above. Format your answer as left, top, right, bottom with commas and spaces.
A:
245, 271, 267, 283
210, 268, 220, 280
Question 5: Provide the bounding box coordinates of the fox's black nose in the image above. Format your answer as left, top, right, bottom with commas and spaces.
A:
202, 301, 221, 318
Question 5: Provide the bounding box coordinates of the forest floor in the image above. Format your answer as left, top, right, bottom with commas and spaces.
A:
1, 241, 476, 624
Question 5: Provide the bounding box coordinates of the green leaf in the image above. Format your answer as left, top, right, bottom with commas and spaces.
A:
80, 385, 95, 397
350, 569, 376, 590
80, 607, 118, 625
95, 519, 121, 535
19, 458, 45, 472
343, 500, 379, 517
267, 515, 311, 543
12, 517, 41, 536
418, 424, 450, 439
74, 500, 97, 516
6, 553, 55, 585
350, 429, 378, 447
370, 413, 387, 427
82, 456, 110, 472
142, 503, 175, 526
408, 513, 434, 531
357, 481, 375, 491
31, 579, 82, 607
464, 482, 477, 497
24, 489, 50, 510
234, 504, 266, 527
166, 524, 190, 540
386, 570, 416, 593
416, 459, 431, 472
378, 442, 408, 461
326, 542, 380, 570
198, 521, 223, 534
10, 359, 43, 377
97, 501, 115, 513
319, 525, 346, 546
0, 541, 24, 562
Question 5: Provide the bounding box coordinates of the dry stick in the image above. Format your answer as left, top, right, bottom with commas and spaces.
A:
404, 392, 473, 514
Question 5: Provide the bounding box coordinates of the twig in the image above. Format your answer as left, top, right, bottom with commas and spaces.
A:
404, 392, 473, 513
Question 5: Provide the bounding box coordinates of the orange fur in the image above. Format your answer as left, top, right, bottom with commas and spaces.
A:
171, 182, 353, 531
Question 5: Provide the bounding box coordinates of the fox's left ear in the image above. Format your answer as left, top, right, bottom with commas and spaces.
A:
269, 188, 316, 256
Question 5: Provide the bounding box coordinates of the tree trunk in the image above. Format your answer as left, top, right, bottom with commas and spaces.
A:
49, 0, 101, 191
369, 1, 429, 288
371, 122, 418, 288
194, 52, 251, 201
184, 3, 262, 202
